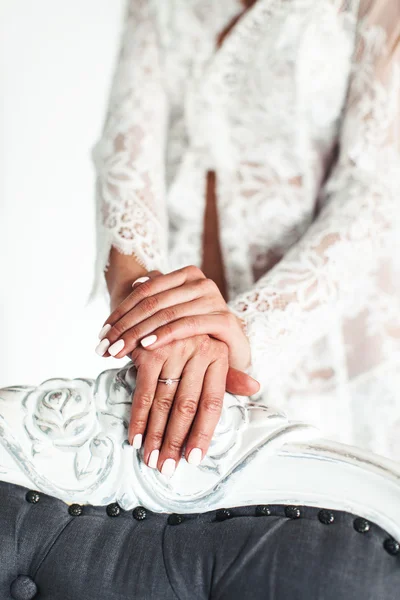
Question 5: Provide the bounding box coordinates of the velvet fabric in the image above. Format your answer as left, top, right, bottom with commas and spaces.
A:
1, 480, 399, 599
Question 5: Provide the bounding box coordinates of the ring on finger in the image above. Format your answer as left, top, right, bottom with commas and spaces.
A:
158, 377, 182, 385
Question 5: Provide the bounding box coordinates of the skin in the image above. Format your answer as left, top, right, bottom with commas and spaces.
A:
98, 1, 261, 477
101, 259, 259, 477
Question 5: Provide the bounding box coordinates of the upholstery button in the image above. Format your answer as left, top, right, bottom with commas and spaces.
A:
255, 505, 271, 517
132, 506, 147, 521
285, 506, 301, 519
10, 574, 38, 599
216, 508, 232, 521
384, 538, 400, 556
353, 518, 370, 534
25, 491, 40, 504
106, 502, 120, 517
168, 513, 184, 526
318, 509, 335, 525
68, 503, 83, 517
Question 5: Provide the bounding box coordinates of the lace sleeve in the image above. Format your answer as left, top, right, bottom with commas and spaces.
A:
90, 0, 169, 301
228, 0, 400, 397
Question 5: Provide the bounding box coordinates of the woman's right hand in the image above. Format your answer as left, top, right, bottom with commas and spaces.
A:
128, 333, 259, 479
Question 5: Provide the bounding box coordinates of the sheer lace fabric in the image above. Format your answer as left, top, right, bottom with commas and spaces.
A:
92, 0, 400, 460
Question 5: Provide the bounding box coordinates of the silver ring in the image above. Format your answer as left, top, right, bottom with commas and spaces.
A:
158, 377, 181, 386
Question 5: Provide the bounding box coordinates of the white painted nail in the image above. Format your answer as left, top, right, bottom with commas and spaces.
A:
108, 339, 125, 356
98, 323, 112, 340
141, 335, 157, 348
95, 339, 110, 356
187, 447, 203, 466
148, 449, 159, 469
132, 276, 150, 287
132, 434, 142, 449
161, 458, 176, 479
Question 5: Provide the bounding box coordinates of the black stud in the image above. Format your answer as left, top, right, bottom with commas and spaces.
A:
384, 538, 400, 556
354, 518, 370, 534
255, 505, 271, 517
168, 513, 184, 526
25, 490, 40, 504
68, 503, 83, 517
216, 508, 232, 521
132, 506, 147, 521
106, 502, 121, 517
285, 506, 301, 519
318, 509, 335, 525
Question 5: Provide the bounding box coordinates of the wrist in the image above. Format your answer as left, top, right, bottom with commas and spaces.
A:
106, 246, 149, 308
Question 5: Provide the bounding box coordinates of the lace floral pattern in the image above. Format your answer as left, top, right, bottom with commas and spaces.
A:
92, 0, 400, 459
91, 0, 170, 299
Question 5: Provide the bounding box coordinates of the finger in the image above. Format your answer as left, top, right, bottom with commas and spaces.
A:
226, 366, 261, 396
100, 297, 220, 360
142, 353, 188, 471
136, 312, 248, 370
127, 361, 162, 449
103, 278, 223, 351
156, 356, 209, 477
99, 265, 207, 334
131, 270, 163, 290
184, 357, 228, 466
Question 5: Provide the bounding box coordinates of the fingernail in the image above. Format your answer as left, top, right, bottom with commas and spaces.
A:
132, 276, 150, 287
132, 434, 142, 449
141, 335, 157, 348
108, 339, 125, 356
161, 458, 176, 479
187, 447, 203, 466
98, 323, 112, 340
95, 339, 110, 356
148, 449, 159, 469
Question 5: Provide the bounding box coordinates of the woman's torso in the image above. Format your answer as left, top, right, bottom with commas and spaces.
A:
152, 0, 358, 300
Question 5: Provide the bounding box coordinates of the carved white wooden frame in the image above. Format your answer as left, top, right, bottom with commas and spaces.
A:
1, 364, 399, 541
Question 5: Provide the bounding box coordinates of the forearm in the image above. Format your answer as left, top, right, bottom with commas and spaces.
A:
106, 247, 149, 311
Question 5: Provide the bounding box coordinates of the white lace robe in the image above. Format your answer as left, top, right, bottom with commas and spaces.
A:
91, 0, 400, 460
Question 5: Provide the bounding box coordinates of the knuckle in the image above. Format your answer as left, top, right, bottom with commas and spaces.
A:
216, 342, 229, 358
194, 430, 212, 443
225, 310, 237, 326
202, 395, 223, 414
161, 322, 175, 338
203, 277, 218, 294
166, 438, 184, 454
135, 280, 153, 298
147, 431, 164, 447
130, 417, 147, 430
153, 348, 168, 362
141, 295, 159, 314
162, 306, 177, 324
135, 392, 154, 409
197, 336, 211, 355
111, 320, 127, 337
153, 397, 174, 413
184, 265, 202, 279
175, 396, 198, 418
128, 325, 142, 341
185, 316, 198, 332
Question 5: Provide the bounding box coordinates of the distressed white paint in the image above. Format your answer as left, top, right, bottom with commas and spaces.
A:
0, 364, 399, 542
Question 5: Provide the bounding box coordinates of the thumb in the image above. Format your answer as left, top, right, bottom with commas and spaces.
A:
226, 366, 260, 396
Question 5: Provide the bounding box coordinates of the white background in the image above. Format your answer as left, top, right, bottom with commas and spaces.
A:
0, 0, 130, 386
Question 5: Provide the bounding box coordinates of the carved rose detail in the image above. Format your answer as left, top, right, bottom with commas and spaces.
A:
22, 378, 96, 449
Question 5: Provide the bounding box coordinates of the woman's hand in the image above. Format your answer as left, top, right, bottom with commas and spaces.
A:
128, 333, 255, 478
96, 265, 251, 372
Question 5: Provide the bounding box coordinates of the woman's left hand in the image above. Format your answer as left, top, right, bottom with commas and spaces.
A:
96, 265, 251, 373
